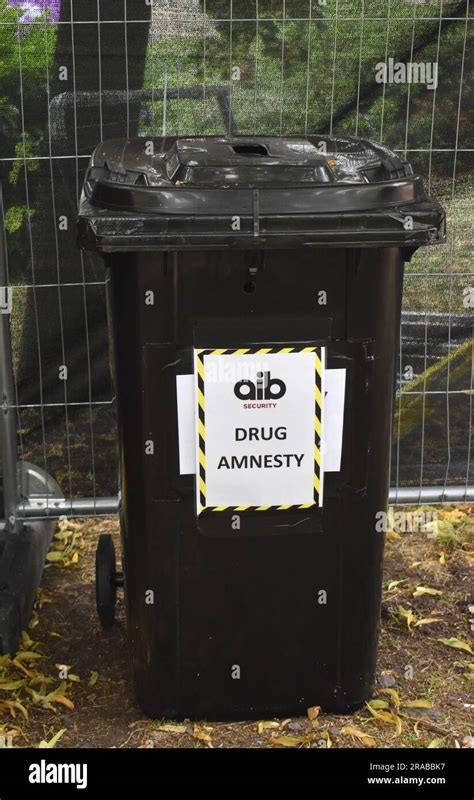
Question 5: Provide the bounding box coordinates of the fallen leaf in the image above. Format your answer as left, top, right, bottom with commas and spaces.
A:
20, 631, 35, 650
14, 651, 42, 662
403, 699, 434, 709
428, 737, 446, 748
366, 703, 402, 736
462, 663, 474, 680
38, 729, 66, 749
414, 618, 443, 627
29, 612, 39, 630
46, 551, 65, 563
0, 679, 26, 691
386, 579, 407, 592
11, 660, 35, 678
58, 519, 82, 531
396, 605, 417, 633
380, 688, 400, 708
439, 509, 464, 523
51, 695, 74, 710
341, 725, 376, 747
88, 671, 99, 687
39, 683, 74, 711
4, 700, 29, 720
29, 675, 54, 688
157, 724, 187, 734
368, 699, 389, 710
35, 588, 53, 608
257, 721, 280, 733
193, 724, 212, 744
412, 586, 443, 598
437, 637, 473, 655
307, 705, 321, 721
272, 735, 308, 747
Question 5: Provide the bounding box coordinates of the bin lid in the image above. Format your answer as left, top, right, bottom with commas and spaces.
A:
77, 136, 445, 252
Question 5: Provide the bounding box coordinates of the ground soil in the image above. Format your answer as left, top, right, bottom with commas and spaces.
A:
0, 506, 472, 750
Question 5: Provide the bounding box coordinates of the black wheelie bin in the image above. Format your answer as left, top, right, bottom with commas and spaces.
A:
78, 135, 445, 719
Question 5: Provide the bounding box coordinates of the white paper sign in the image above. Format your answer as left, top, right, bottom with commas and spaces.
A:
176, 367, 346, 476
176, 374, 195, 475
193, 348, 325, 513
322, 368, 346, 472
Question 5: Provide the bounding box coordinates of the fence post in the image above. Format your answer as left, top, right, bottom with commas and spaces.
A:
0, 184, 22, 535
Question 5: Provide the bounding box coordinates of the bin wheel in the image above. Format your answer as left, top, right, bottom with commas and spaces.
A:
95, 534, 122, 629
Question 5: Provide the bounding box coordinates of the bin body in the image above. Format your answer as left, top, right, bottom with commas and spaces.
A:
78, 136, 445, 719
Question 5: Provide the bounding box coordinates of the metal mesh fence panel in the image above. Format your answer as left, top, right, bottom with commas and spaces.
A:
0, 0, 472, 515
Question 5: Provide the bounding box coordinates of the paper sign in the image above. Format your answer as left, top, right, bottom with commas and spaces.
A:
176, 366, 347, 477
176, 369, 346, 475
176, 374, 195, 475
322, 368, 346, 472
193, 347, 325, 513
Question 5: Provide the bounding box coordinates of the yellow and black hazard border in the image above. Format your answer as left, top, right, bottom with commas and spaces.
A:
195, 346, 324, 515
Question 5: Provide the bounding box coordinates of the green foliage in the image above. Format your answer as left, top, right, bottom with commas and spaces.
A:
0, 1, 57, 241
4, 205, 35, 234
0, 0, 57, 99
9, 132, 41, 184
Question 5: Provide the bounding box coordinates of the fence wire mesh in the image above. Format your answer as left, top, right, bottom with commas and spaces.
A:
0, 0, 472, 516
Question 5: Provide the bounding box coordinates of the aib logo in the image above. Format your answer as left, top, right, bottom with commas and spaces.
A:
234, 371, 286, 400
